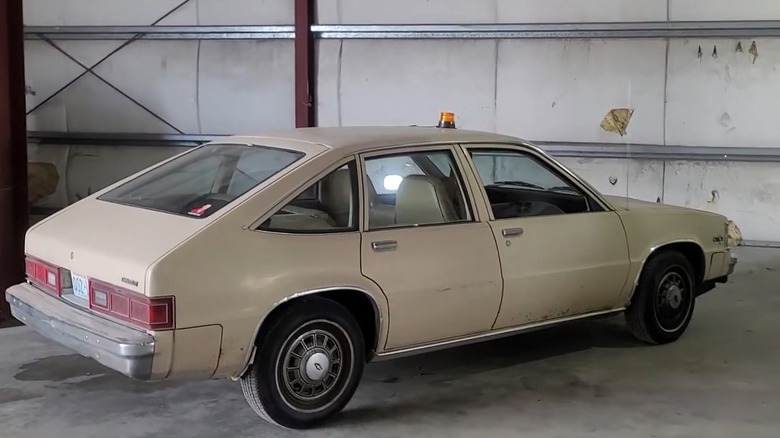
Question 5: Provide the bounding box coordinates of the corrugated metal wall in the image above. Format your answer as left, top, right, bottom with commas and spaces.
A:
22, 0, 780, 244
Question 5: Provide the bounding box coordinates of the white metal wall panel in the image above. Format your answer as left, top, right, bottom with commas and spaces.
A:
320, 38, 668, 144
56, 41, 127, 68
663, 161, 780, 242
317, 0, 499, 24
23, 0, 293, 25
317, 0, 667, 24
496, 0, 667, 23
26, 39, 295, 135
670, 0, 780, 21
92, 41, 201, 134
196, 0, 293, 25
197, 41, 295, 134
316, 40, 342, 127
332, 40, 498, 130
22, 0, 190, 25
496, 39, 667, 144
24, 41, 85, 131
557, 158, 665, 203
666, 38, 780, 148
57, 75, 182, 133
157, 1, 199, 25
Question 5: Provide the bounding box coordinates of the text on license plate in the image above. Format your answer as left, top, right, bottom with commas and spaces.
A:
71, 273, 89, 301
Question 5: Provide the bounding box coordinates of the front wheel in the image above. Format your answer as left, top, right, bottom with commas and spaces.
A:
240, 298, 365, 429
625, 250, 697, 344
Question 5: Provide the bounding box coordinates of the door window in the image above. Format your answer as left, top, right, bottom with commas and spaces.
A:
468, 148, 592, 219
259, 161, 359, 233
364, 149, 472, 229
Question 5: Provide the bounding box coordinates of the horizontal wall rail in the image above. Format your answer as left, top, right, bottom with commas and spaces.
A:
312, 22, 780, 39
23, 21, 780, 40
26, 132, 780, 162
535, 142, 780, 163
27, 131, 216, 146
24, 25, 295, 40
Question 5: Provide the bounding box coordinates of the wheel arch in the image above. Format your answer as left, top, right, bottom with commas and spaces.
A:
629, 239, 706, 300
235, 287, 384, 379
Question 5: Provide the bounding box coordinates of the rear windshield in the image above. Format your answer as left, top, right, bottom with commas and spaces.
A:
99, 143, 304, 218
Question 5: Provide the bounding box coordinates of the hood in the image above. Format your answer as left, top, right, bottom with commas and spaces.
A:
26, 198, 208, 294
603, 195, 726, 217
606, 195, 690, 211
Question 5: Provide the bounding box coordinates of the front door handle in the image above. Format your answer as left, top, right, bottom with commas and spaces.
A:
502, 227, 524, 237
371, 240, 398, 251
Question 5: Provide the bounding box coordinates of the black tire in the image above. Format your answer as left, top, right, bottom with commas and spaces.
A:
240, 297, 365, 429
625, 250, 697, 344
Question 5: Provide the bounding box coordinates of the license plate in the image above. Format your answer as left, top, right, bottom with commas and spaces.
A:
71, 272, 89, 301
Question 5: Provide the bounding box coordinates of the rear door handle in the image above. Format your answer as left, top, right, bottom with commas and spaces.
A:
502, 227, 524, 237
371, 240, 398, 251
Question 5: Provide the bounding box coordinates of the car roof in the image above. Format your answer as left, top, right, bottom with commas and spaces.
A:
216, 126, 526, 155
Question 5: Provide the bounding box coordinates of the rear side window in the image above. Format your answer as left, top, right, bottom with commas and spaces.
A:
99, 144, 303, 218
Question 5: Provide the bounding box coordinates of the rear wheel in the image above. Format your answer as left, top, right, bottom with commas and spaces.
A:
625, 250, 697, 344
240, 297, 365, 429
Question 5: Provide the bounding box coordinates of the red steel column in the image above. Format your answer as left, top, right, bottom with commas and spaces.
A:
0, 0, 29, 323
294, 0, 316, 128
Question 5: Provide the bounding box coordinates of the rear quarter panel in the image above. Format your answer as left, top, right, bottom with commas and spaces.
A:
145, 151, 389, 379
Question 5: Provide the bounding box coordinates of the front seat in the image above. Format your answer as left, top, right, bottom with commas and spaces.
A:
321, 168, 354, 227
394, 175, 459, 226
364, 175, 396, 227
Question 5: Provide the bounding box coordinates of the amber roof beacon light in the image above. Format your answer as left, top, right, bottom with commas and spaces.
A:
437, 111, 456, 129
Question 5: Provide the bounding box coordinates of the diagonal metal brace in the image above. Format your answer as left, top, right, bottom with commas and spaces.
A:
25, 0, 192, 117
38, 35, 185, 134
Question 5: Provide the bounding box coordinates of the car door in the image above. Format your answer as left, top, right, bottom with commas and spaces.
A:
359, 145, 503, 350
461, 144, 631, 329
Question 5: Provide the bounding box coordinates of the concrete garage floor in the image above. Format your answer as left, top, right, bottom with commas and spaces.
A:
1, 248, 779, 438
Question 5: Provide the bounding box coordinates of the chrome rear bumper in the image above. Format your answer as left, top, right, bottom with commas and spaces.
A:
5, 283, 156, 380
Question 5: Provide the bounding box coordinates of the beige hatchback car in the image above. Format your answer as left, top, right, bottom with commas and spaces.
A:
7, 121, 737, 429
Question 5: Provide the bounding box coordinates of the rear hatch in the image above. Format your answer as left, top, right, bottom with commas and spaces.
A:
27, 197, 207, 297
22, 140, 311, 330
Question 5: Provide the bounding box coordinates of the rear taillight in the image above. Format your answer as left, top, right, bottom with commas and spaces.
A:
25, 256, 61, 296
89, 279, 175, 330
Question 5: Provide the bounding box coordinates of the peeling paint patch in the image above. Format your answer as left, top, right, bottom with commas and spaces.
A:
707, 190, 720, 206
28, 162, 60, 205
600, 108, 634, 136
749, 41, 759, 64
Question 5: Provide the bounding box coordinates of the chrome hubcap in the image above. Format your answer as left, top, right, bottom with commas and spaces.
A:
655, 270, 690, 332
666, 284, 683, 309
281, 329, 342, 401
302, 352, 330, 381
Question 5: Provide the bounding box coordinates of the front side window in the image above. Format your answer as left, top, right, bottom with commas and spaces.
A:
468, 147, 592, 218
259, 161, 359, 233
99, 143, 303, 218
364, 149, 472, 228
